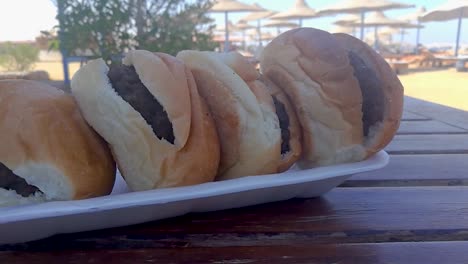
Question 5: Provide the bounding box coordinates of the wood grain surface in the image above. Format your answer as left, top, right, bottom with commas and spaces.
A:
386, 134, 468, 154
2, 242, 468, 264
344, 154, 468, 187
397, 120, 467, 134
2, 187, 468, 252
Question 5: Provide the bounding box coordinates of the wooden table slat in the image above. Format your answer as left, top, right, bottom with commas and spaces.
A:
3, 187, 468, 251
386, 134, 468, 154
2, 242, 468, 264
401, 110, 431, 121
397, 120, 467, 135
343, 154, 468, 187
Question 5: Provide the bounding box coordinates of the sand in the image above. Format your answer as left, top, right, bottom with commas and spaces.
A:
398, 69, 468, 111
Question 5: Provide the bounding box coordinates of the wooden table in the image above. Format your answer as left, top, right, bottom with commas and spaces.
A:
2, 96, 468, 263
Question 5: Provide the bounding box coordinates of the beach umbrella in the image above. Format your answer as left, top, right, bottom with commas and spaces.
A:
420, 0, 468, 57
401, 6, 426, 53
318, 0, 414, 40
347, 11, 419, 50
268, 0, 319, 27
334, 14, 360, 25
240, 3, 276, 47
235, 19, 256, 30
263, 19, 299, 34
333, 14, 361, 36
210, 0, 263, 52
329, 25, 355, 34
248, 31, 277, 43
215, 21, 240, 32
235, 20, 256, 50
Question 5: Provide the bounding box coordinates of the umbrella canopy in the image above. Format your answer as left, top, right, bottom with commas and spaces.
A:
235, 19, 256, 30
330, 25, 355, 34
215, 21, 240, 32
333, 14, 361, 26
400, 7, 427, 54
401, 6, 427, 22
269, 0, 319, 27
420, 0, 468, 56
240, 3, 276, 47
347, 11, 418, 50
263, 19, 300, 28
211, 0, 263, 12
348, 11, 419, 28
241, 3, 276, 21
420, 0, 468, 22
263, 19, 299, 35
318, 0, 414, 40
210, 0, 263, 52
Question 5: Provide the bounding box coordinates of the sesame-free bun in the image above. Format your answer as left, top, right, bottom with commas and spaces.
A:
260, 28, 403, 167
177, 50, 281, 180
257, 76, 302, 172
0, 80, 115, 206
71, 50, 220, 191
333, 33, 404, 156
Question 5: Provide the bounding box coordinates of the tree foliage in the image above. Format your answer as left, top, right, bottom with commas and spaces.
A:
0, 42, 40, 71
57, 0, 216, 62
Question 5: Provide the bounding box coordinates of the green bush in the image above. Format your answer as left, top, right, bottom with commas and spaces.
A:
0, 43, 40, 71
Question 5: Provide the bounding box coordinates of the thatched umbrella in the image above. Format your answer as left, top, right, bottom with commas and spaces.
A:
210, 0, 262, 52
347, 11, 419, 50
401, 6, 427, 53
329, 25, 355, 35
333, 14, 361, 36
420, 0, 468, 56
240, 3, 276, 47
263, 19, 299, 34
268, 0, 319, 27
318, 0, 414, 40
235, 20, 256, 50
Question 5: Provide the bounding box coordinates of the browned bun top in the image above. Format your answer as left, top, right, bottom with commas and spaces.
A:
333, 33, 404, 156
71, 50, 220, 191
260, 28, 366, 167
257, 76, 302, 172
177, 50, 281, 180
0, 79, 115, 202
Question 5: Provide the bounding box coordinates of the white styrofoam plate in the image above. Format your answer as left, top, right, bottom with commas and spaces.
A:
0, 151, 389, 244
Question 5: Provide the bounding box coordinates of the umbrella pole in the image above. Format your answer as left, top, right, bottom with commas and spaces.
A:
224, 11, 230, 52
299, 18, 303, 27
360, 10, 365, 40
455, 11, 463, 57
257, 19, 262, 47
242, 30, 246, 51
400, 28, 405, 54
374, 26, 378, 51
416, 20, 421, 54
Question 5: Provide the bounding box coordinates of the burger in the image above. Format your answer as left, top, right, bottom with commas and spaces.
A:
0, 80, 116, 207
71, 50, 220, 191
260, 28, 403, 168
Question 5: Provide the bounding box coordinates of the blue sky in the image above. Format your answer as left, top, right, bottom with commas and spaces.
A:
0, 0, 466, 47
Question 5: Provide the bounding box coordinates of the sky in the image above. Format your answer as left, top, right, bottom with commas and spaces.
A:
0, 0, 466, 48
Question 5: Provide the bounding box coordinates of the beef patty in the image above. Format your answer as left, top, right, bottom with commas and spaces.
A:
108, 65, 175, 144
272, 95, 291, 154
0, 162, 40, 197
347, 51, 385, 137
